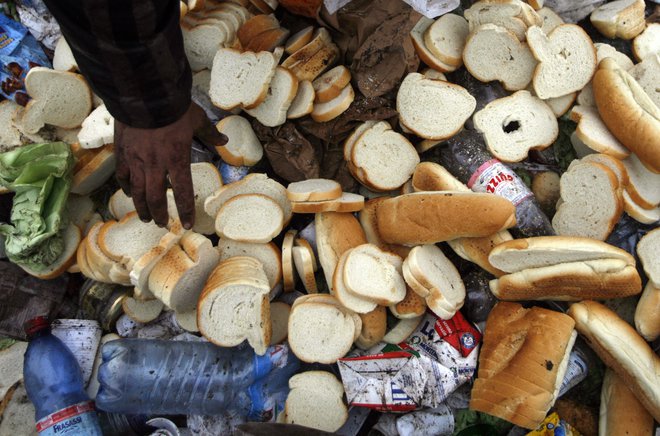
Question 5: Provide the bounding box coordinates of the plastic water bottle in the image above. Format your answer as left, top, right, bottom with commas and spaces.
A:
23, 316, 103, 435
431, 128, 555, 237
96, 339, 299, 416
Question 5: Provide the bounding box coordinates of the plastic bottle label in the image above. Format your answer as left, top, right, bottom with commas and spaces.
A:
467, 159, 533, 206
35, 401, 101, 435
558, 350, 588, 397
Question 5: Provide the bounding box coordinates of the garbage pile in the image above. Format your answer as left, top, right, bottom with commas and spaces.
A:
0, 0, 659, 435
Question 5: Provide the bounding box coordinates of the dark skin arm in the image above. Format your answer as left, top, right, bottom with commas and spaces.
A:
114, 102, 226, 230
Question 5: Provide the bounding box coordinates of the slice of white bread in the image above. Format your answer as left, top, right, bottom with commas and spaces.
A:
165, 162, 223, 235
552, 162, 622, 241
18, 67, 92, 133
410, 17, 458, 73
198, 257, 271, 355
488, 236, 635, 273
0, 341, 28, 403
405, 244, 465, 319
245, 28, 290, 53
284, 371, 348, 432
217, 237, 282, 288
350, 121, 419, 191
637, 228, 660, 287
424, 13, 469, 67
464, 0, 542, 41
175, 308, 199, 332
287, 43, 339, 82
527, 24, 597, 99
577, 43, 635, 108
292, 246, 317, 293
287, 80, 315, 119
382, 316, 424, 344
397, 72, 476, 139
539, 91, 576, 118
376, 192, 517, 245
245, 67, 299, 127
0, 101, 24, 152
205, 173, 292, 225
474, 90, 557, 162
78, 105, 114, 149
333, 248, 378, 313
130, 229, 184, 298
343, 244, 406, 305
77, 237, 103, 282
634, 282, 660, 342
85, 221, 123, 284
285, 26, 314, 54
310, 83, 354, 122
491, 258, 641, 300
53, 37, 78, 72
237, 14, 279, 47
290, 192, 364, 214
215, 193, 284, 243
569, 105, 630, 159
66, 194, 95, 231
150, 232, 221, 312
121, 297, 163, 323
295, 237, 317, 270
463, 24, 537, 91
19, 223, 81, 279
628, 54, 660, 113
287, 178, 341, 202
281, 27, 332, 69
98, 212, 170, 270
537, 7, 563, 35
593, 58, 660, 174
621, 154, 660, 209
580, 153, 629, 190
421, 68, 446, 81
282, 230, 296, 292
270, 301, 290, 344
70, 144, 117, 196
182, 23, 228, 72
568, 301, 660, 422
623, 191, 660, 224
215, 115, 263, 166
288, 302, 356, 363
209, 48, 278, 110
316, 212, 367, 294
590, 0, 645, 40
633, 23, 659, 62
312, 65, 351, 103
344, 120, 378, 165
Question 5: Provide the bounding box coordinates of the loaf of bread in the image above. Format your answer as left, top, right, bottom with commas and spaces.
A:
568, 301, 660, 422
376, 192, 517, 245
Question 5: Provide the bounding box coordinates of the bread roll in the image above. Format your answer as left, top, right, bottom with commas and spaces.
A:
568, 301, 660, 422
634, 282, 660, 342
599, 369, 654, 436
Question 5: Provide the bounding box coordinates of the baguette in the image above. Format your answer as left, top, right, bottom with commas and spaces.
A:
376, 192, 516, 245
599, 369, 655, 436
568, 301, 660, 422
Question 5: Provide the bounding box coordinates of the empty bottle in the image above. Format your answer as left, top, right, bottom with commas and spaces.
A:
431, 129, 555, 237
23, 316, 103, 435
96, 339, 299, 416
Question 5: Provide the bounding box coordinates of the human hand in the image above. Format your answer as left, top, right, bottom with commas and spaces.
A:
114, 102, 226, 229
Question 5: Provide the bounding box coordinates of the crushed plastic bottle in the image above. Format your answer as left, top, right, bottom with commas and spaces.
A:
96, 340, 299, 417
23, 316, 103, 435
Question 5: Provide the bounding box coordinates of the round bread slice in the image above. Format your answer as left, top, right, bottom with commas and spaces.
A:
216, 194, 284, 243
474, 90, 558, 162
121, 297, 163, 323
244, 67, 299, 127
270, 301, 291, 345
237, 14, 280, 47
295, 238, 317, 271
281, 230, 297, 292
580, 153, 629, 188
569, 105, 630, 159
351, 121, 419, 191
287, 179, 342, 202
108, 189, 136, 219
423, 13, 469, 67
410, 17, 459, 72
284, 371, 348, 432
332, 248, 378, 314
397, 72, 476, 140
19, 223, 81, 280
287, 80, 315, 119
538, 7, 563, 35
215, 115, 263, 166
621, 153, 660, 209
292, 246, 317, 293
77, 237, 102, 282
291, 192, 364, 214
310, 83, 355, 123
285, 26, 315, 55
312, 65, 351, 103
344, 120, 378, 163
288, 302, 356, 363
217, 238, 282, 289
632, 23, 659, 62
462, 24, 537, 92
175, 309, 199, 332
343, 244, 406, 306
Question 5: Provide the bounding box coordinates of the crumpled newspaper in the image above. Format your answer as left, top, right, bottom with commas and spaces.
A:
16, 4, 61, 50
324, 0, 459, 18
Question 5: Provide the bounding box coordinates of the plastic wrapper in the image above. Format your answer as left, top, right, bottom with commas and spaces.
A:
15, 3, 61, 50
320, 0, 420, 98
544, 0, 606, 23
51, 319, 102, 387
0, 12, 50, 105
462, 269, 498, 324
323, 0, 459, 19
